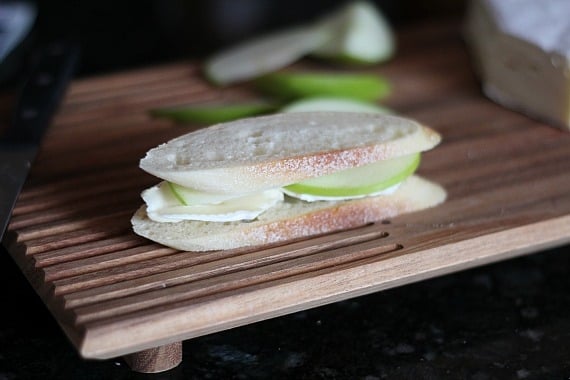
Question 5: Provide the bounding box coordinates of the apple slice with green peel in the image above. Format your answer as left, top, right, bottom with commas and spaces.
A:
203, 1, 395, 85
168, 182, 244, 205
203, 26, 328, 86
284, 153, 420, 198
312, 1, 395, 64
281, 96, 391, 114
146, 182, 284, 222
149, 103, 277, 125
253, 72, 390, 101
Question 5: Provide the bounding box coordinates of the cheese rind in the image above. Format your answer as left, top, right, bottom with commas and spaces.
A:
464, 0, 570, 130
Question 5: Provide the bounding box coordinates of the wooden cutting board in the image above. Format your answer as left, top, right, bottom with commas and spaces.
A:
3, 20, 570, 372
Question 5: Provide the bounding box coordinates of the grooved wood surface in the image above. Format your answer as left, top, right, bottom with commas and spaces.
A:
3, 21, 570, 360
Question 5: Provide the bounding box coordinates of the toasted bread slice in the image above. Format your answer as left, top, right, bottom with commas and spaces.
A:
140, 112, 441, 194
131, 175, 446, 252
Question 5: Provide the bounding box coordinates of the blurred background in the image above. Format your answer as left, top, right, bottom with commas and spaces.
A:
1, 0, 466, 83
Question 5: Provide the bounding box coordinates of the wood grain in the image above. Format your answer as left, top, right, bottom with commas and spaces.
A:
123, 342, 182, 373
3, 20, 570, 362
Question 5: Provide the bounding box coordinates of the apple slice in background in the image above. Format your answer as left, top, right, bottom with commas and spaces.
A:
253, 71, 390, 101
311, 1, 395, 64
150, 97, 391, 126
203, 26, 327, 86
202, 1, 396, 86
284, 153, 420, 198
149, 102, 277, 124
281, 96, 391, 114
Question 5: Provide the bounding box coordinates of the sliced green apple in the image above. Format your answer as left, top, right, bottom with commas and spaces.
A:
144, 182, 284, 222
203, 26, 328, 86
284, 153, 420, 197
202, 1, 395, 85
281, 96, 391, 114
168, 182, 243, 205
253, 72, 390, 101
312, 1, 395, 64
149, 103, 277, 125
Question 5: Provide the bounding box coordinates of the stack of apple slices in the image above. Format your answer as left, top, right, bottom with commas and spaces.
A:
204, 1, 395, 85
150, 1, 395, 125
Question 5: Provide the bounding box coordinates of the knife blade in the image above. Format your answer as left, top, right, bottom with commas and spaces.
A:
0, 41, 80, 241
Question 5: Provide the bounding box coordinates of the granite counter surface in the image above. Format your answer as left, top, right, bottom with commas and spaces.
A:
1, 244, 569, 380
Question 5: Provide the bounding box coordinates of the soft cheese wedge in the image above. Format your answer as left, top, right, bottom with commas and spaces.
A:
465, 0, 570, 130
133, 112, 446, 251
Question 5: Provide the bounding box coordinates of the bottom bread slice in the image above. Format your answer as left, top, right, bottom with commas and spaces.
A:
131, 175, 446, 251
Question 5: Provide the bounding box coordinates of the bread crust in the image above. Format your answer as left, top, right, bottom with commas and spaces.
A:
140, 112, 441, 193
131, 175, 446, 252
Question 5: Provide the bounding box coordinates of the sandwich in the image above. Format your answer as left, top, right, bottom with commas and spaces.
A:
131, 112, 446, 251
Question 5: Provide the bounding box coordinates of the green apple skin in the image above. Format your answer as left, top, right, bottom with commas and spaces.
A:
253, 72, 391, 102
281, 96, 391, 114
170, 153, 420, 202
313, 51, 393, 66
168, 182, 188, 205
149, 103, 277, 125
284, 153, 420, 197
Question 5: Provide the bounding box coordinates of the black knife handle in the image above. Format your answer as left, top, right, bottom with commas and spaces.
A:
4, 41, 80, 144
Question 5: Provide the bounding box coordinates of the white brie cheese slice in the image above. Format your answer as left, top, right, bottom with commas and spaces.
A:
465, 0, 570, 129
142, 182, 284, 222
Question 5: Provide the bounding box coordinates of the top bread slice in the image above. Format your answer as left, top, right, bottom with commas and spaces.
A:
140, 112, 441, 194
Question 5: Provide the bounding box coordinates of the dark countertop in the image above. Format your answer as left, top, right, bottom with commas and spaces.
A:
1, 243, 569, 379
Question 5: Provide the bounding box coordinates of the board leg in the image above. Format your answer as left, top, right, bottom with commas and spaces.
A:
123, 342, 183, 373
